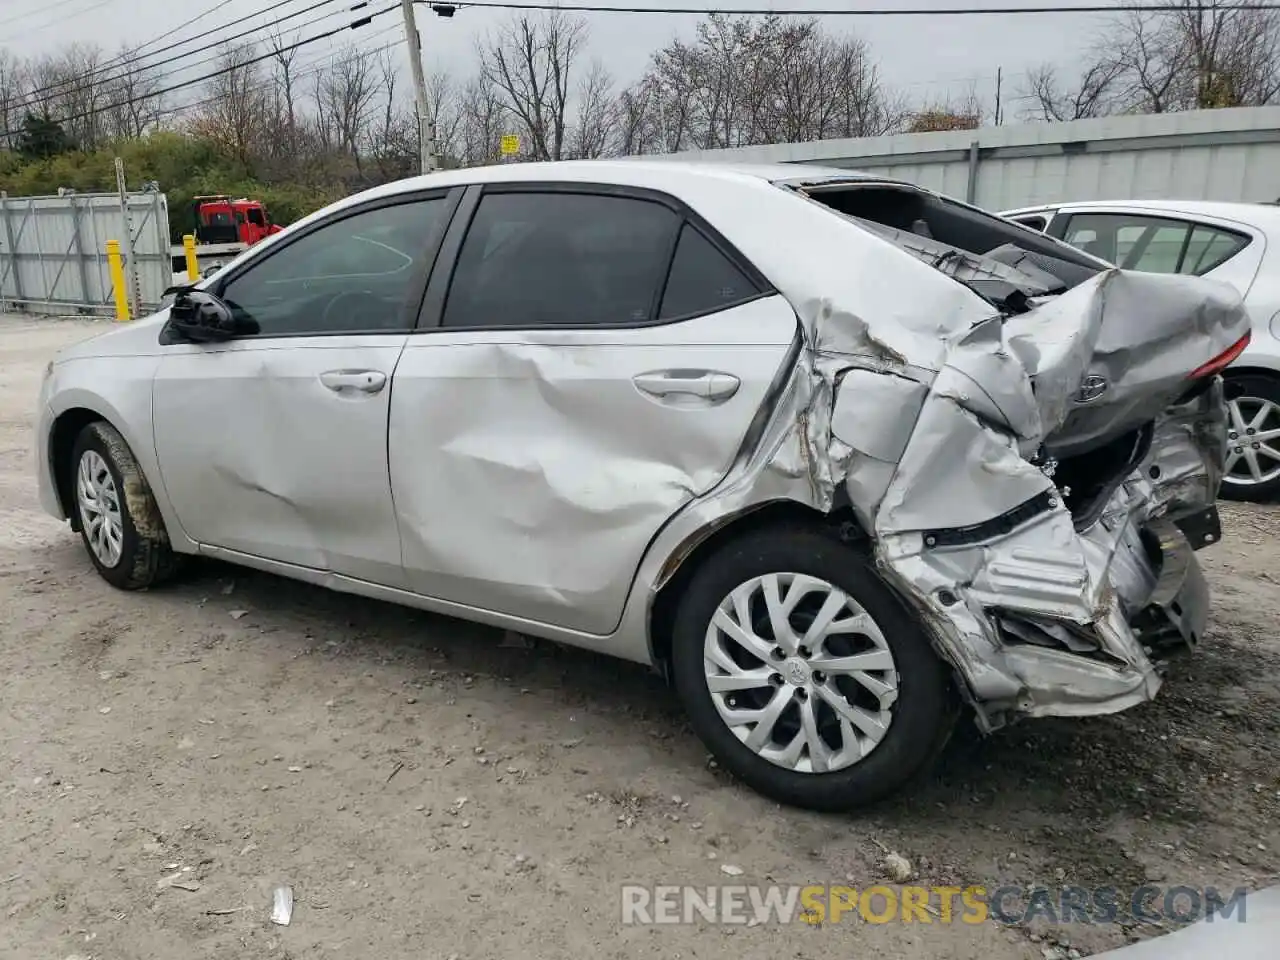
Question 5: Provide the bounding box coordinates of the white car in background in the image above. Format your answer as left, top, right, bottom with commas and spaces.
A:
1002, 200, 1280, 501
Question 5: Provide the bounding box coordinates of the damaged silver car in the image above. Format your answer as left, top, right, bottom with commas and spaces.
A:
35, 161, 1250, 811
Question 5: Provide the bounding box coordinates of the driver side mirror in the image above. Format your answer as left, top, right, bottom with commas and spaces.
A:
168, 289, 256, 342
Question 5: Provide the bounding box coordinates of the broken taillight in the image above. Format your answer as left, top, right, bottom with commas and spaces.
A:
1188, 330, 1251, 380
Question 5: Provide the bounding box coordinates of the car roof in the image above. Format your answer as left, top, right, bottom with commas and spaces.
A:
1003, 198, 1280, 230
330, 159, 889, 213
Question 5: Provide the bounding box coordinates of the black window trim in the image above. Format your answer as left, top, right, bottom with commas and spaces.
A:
1053, 209, 1253, 275
162, 186, 465, 344
414, 180, 775, 333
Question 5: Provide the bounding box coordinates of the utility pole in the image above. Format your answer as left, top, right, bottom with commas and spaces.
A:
401, 0, 438, 173
994, 67, 1003, 126
113, 157, 140, 320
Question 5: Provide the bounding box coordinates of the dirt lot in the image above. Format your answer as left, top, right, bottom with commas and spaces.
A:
1, 314, 1277, 960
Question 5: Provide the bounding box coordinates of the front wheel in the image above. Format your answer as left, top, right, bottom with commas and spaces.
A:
670, 526, 954, 811
1221, 373, 1280, 502
71, 421, 181, 590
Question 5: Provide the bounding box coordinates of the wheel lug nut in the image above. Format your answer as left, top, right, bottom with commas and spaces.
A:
1253, 442, 1261, 449
812, 671, 826, 684
797, 646, 811, 658
795, 688, 808, 701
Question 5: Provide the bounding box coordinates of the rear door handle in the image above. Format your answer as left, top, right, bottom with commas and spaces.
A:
320, 369, 387, 394
633, 370, 741, 401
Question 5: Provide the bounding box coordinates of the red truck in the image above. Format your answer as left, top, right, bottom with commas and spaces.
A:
172, 196, 284, 275
191, 195, 283, 246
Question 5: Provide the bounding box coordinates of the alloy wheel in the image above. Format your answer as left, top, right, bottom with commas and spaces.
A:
76, 449, 124, 568
702, 572, 899, 774
1225, 396, 1280, 487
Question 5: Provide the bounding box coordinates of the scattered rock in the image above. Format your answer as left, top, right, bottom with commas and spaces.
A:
720, 864, 744, 876
883, 852, 912, 883
229, 610, 248, 620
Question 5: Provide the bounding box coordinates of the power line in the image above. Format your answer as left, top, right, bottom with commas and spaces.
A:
161, 34, 407, 122
415, 0, 1280, 14
10, 0, 113, 38
24, 7, 379, 117
130, 0, 245, 57
0, 4, 398, 140
0, 0, 90, 31
23, 0, 351, 107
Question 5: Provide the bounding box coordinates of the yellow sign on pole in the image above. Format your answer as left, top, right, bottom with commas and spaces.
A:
500, 134, 520, 156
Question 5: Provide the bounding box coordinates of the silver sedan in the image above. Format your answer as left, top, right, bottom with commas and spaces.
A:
36, 160, 1248, 810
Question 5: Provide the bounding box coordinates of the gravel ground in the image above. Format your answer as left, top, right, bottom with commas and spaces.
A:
1, 314, 1277, 959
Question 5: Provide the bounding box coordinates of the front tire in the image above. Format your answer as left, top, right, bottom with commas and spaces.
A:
70, 421, 180, 590
670, 526, 954, 811
1221, 373, 1280, 503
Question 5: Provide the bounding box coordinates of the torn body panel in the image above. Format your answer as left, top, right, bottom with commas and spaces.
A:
656, 219, 1249, 727
822, 269, 1244, 726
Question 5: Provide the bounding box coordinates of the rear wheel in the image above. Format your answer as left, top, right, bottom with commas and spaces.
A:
1221, 373, 1280, 502
669, 526, 954, 811
71, 421, 181, 589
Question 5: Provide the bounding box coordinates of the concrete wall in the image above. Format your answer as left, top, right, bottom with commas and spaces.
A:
655, 107, 1280, 210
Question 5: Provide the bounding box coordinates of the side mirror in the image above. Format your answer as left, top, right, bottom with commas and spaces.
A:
168, 290, 255, 342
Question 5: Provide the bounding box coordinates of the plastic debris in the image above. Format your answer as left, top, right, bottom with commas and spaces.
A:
270, 885, 294, 926
229, 610, 248, 620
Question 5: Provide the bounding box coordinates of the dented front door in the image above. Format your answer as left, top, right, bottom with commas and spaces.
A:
152, 334, 410, 586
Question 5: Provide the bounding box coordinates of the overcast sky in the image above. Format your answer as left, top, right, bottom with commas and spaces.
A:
4, 0, 1118, 124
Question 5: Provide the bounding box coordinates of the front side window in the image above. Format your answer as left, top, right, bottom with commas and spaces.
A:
441, 191, 680, 328
218, 197, 448, 337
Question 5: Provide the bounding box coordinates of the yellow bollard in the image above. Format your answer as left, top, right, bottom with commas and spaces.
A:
106, 240, 130, 322
183, 234, 199, 282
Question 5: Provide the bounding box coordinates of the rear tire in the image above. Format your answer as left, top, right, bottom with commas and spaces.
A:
669, 525, 954, 811
70, 422, 181, 590
1221, 373, 1280, 503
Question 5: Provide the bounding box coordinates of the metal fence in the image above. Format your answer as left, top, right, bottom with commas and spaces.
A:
652, 106, 1280, 211
0, 189, 171, 317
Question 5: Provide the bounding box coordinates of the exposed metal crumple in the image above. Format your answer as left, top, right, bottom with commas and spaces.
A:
744, 260, 1249, 728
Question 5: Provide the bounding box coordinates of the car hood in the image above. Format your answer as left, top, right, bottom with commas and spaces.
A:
54, 309, 172, 363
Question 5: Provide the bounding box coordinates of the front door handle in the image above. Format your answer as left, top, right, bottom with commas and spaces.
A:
633, 370, 741, 401
320, 369, 387, 395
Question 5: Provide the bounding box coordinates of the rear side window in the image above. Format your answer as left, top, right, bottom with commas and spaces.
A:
442, 191, 680, 328
1062, 212, 1249, 276
659, 224, 761, 320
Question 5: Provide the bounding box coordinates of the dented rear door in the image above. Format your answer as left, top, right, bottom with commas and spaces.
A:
388, 186, 800, 635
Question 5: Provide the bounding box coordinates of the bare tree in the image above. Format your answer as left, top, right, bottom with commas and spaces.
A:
26, 44, 110, 150
426, 70, 464, 167
1026, 1, 1280, 120
312, 44, 379, 179
478, 11, 586, 161
191, 44, 269, 172
568, 60, 616, 158
458, 74, 505, 166
367, 48, 417, 181
0, 50, 26, 150
101, 47, 163, 140
1019, 61, 1124, 121
622, 15, 903, 155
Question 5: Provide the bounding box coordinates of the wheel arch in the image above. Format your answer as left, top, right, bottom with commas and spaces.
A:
1224, 364, 1280, 384
50, 406, 114, 531
647, 500, 870, 675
